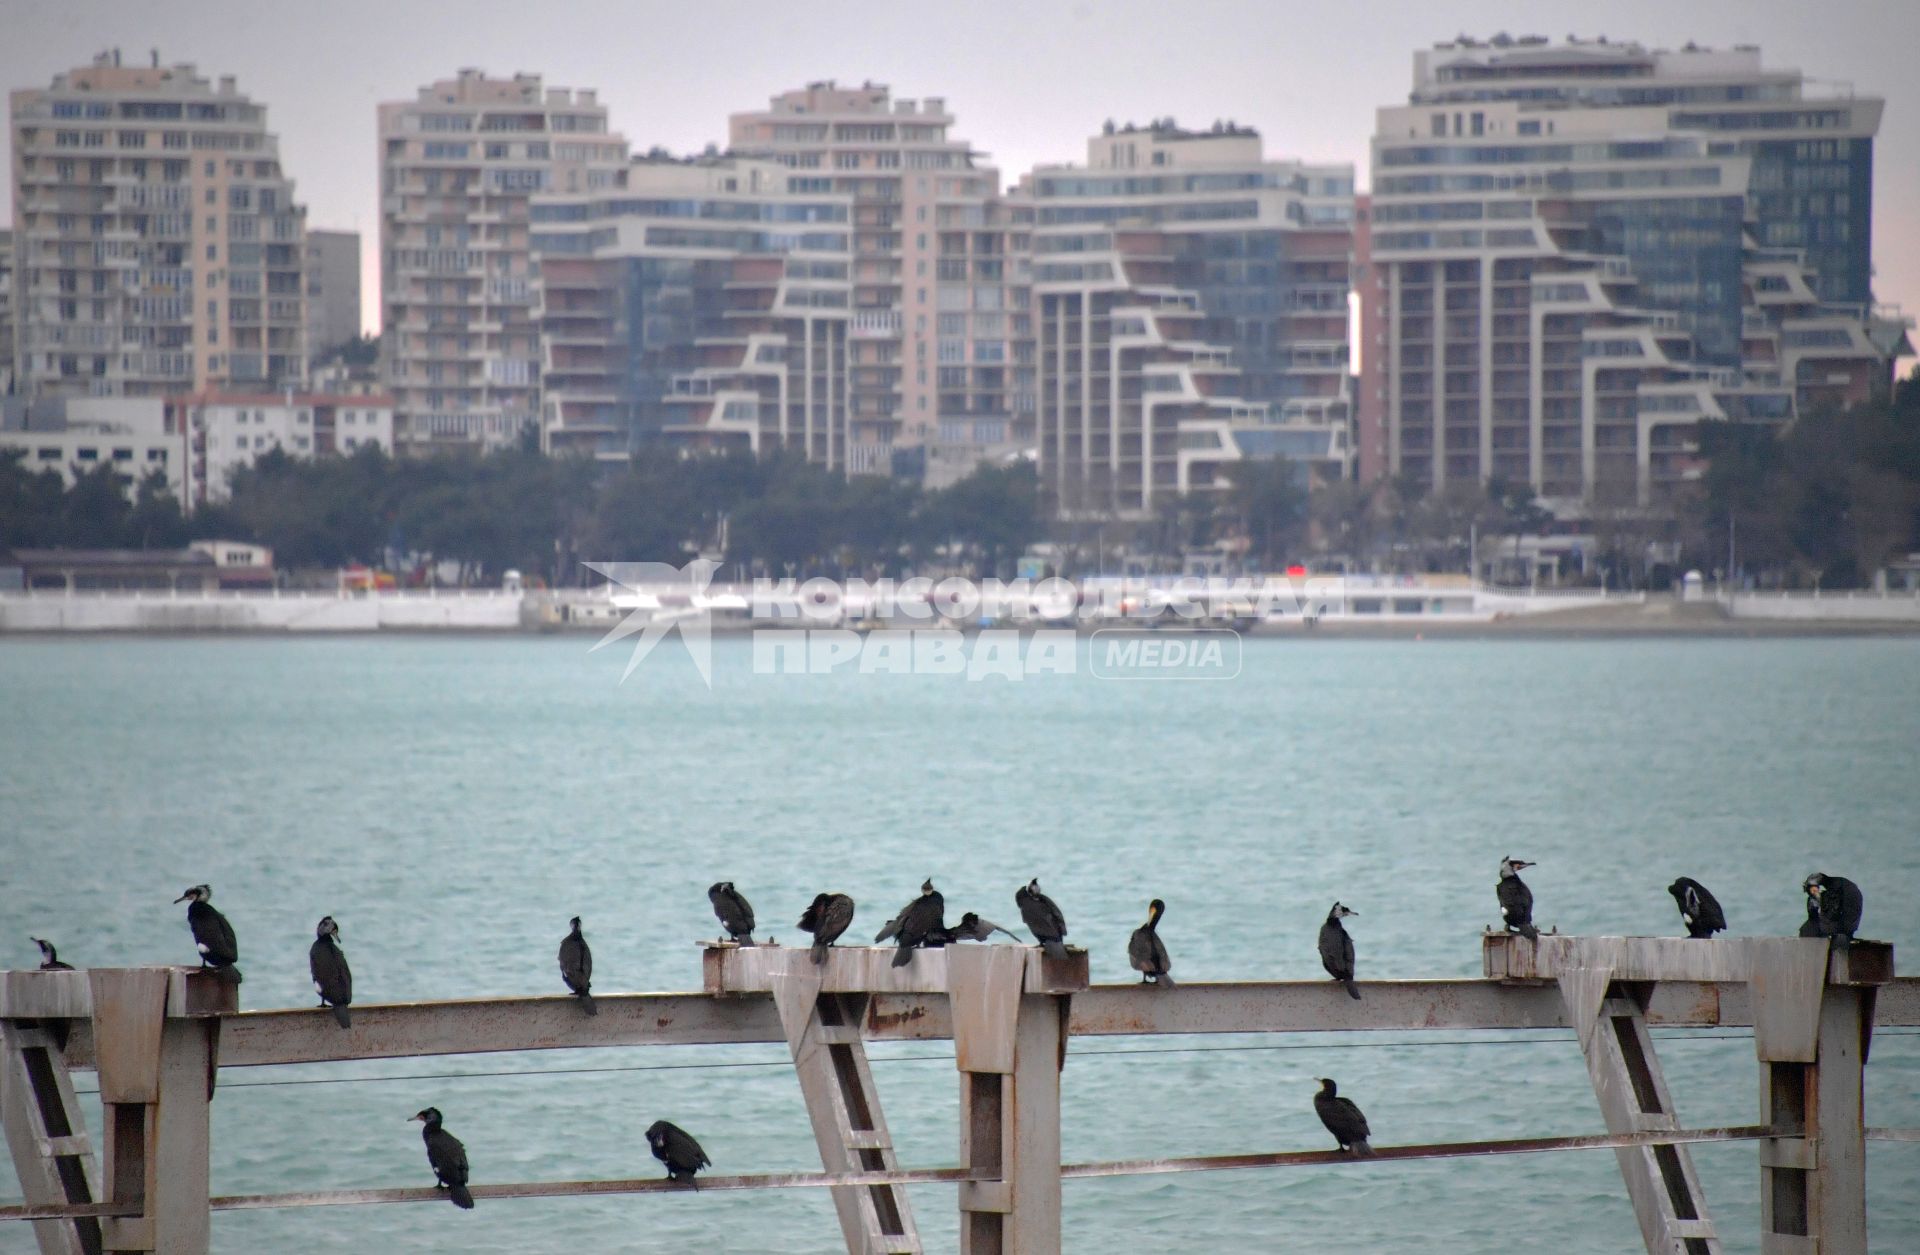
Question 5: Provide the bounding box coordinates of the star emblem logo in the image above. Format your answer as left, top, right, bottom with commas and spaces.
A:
583, 559, 720, 686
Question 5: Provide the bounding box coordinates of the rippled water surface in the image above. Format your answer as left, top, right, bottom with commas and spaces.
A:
2, 635, 1916, 1253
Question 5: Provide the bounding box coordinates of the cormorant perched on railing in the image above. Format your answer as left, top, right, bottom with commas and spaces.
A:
1318, 903, 1360, 999
308, 916, 352, 1028
646, 1120, 710, 1186
558, 916, 595, 1016
708, 882, 756, 946
939, 912, 1022, 944
173, 885, 241, 983
1313, 1078, 1373, 1156
1127, 899, 1173, 987
1802, 873, 1864, 943
1015, 878, 1069, 961
412, 1107, 474, 1208
32, 938, 74, 971
1667, 878, 1727, 939
1496, 858, 1539, 941
876, 880, 945, 967
797, 893, 855, 964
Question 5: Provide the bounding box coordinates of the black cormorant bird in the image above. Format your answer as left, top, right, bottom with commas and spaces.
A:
32, 938, 74, 971
1318, 903, 1360, 999
1496, 858, 1538, 941
1127, 899, 1173, 986
708, 882, 756, 946
173, 885, 241, 982
646, 1120, 710, 1185
876, 879, 945, 967
797, 893, 855, 964
559, 916, 595, 1016
1799, 893, 1823, 938
1015, 878, 1069, 961
1314, 1078, 1373, 1156
941, 912, 1021, 943
412, 1107, 474, 1208
1803, 873, 1864, 943
1667, 878, 1727, 939
308, 916, 352, 1028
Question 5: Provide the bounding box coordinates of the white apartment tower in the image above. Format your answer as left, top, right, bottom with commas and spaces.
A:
729, 82, 1031, 478
530, 154, 853, 463
1369, 36, 1909, 507
378, 69, 628, 452
9, 51, 309, 399
1029, 121, 1356, 517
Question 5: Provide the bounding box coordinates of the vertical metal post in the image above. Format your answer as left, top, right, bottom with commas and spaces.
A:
88, 970, 225, 1255
1808, 981, 1871, 1251
1751, 940, 1884, 1255
950, 947, 1072, 1255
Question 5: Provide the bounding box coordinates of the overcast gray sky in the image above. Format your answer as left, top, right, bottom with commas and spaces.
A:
5, 0, 1916, 337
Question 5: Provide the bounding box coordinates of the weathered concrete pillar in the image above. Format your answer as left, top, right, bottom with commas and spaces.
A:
88, 969, 229, 1255
949, 945, 1080, 1255
1751, 940, 1888, 1255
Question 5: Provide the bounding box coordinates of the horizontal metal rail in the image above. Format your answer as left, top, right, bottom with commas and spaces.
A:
31, 976, 1919, 1070
0, 1126, 1798, 1221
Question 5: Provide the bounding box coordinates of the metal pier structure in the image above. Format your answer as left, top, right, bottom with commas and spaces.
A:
0, 935, 1908, 1255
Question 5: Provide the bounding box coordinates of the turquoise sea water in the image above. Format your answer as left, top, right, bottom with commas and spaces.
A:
1, 635, 1916, 1253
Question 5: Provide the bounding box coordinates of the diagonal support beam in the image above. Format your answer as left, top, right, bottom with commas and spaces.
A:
0, 1018, 103, 1255
1559, 966, 1720, 1255
766, 951, 920, 1255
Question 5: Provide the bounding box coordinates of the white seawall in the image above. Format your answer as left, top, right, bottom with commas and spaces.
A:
0, 591, 525, 633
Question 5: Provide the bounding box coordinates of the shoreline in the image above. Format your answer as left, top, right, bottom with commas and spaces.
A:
3, 618, 1918, 641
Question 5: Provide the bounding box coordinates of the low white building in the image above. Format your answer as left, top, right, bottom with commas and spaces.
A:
176, 391, 396, 505
0, 397, 185, 499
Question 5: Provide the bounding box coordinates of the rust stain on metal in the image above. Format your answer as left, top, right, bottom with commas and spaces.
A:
866, 1003, 927, 1032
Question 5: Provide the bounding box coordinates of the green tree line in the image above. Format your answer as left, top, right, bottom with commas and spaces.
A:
0, 440, 1045, 584
5, 369, 1914, 587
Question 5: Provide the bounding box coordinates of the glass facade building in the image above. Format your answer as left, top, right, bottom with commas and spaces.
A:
1366, 36, 1907, 508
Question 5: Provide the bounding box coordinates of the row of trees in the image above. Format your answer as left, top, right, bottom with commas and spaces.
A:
0, 440, 1045, 584
5, 370, 1915, 587
1691, 374, 1920, 589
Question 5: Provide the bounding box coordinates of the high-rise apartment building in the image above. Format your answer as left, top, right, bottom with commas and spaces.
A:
305, 228, 361, 358
1027, 121, 1355, 517
729, 82, 1030, 477
9, 52, 308, 400
0, 229, 14, 395
1370, 36, 1910, 506
530, 154, 852, 462
378, 69, 628, 452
